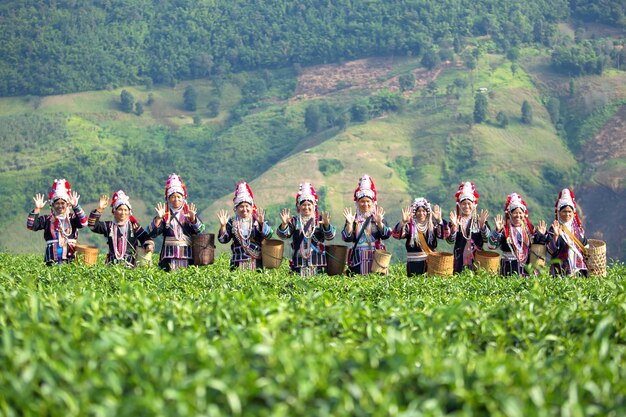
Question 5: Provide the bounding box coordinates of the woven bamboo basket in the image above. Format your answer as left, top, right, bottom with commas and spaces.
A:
474, 250, 501, 273
529, 243, 547, 267
75, 244, 98, 265
585, 239, 606, 277
326, 244, 348, 276
261, 239, 284, 269
135, 246, 153, 267
192, 233, 215, 266
371, 249, 392, 274
426, 252, 454, 276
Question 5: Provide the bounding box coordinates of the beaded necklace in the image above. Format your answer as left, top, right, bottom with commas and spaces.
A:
508, 224, 529, 263
297, 215, 315, 260
459, 213, 477, 240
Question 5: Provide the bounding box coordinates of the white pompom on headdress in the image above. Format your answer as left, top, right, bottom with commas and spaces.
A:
48, 179, 71, 203
354, 174, 377, 202
505, 193, 526, 214
164, 173, 187, 199
233, 181, 255, 208
296, 182, 318, 207
111, 190, 132, 213
411, 197, 431, 214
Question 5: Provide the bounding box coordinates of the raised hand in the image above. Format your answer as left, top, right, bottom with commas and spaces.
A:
494, 214, 504, 232
98, 195, 109, 211
217, 209, 230, 227
551, 220, 560, 239
449, 211, 458, 229
155, 202, 167, 219
343, 207, 355, 224
375, 206, 385, 226
186, 202, 198, 223
478, 209, 489, 229
69, 191, 81, 207
401, 206, 411, 224
256, 208, 266, 225
432, 204, 442, 223
536, 220, 547, 235
279, 208, 291, 226
321, 211, 331, 227
33, 193, 47, 212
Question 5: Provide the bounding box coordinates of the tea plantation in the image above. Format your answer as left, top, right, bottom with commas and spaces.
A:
1, 254, 625, 416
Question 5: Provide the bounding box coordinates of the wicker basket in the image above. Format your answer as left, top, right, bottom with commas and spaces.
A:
326, 244, 348, 276
474, 250, 501, 273
75, 244, 98, 265
585, 239, 606, 277
261, 239, 284, 269
426, 252, 454, 276
192, 234, 215, 266
529, 243, 547, 267
371, 249, 392, 274
135, 246, 153, 267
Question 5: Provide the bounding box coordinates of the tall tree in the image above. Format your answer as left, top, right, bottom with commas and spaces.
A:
521, 100, 533, 124
304, 104, 321, 133
473, 93, 488, 123
120, 90, 135, 113
183, 86, 198, 111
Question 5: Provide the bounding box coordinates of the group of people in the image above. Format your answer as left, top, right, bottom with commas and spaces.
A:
27, 174, 590, 277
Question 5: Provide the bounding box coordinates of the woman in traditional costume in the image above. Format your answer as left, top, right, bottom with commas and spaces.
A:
446, 181, 491, 273
487, 193, 547, 276
546, 188, 588, 276
88, 190, 154, 267
277, 182, 336, 277
27, 179, 88, 265
393, 197, 449, 276
217, 182, 273, 270
147, 173, 204, 271
342, 174, 392, 275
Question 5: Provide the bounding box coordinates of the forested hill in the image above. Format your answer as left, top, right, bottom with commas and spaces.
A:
0, 0, 610, 96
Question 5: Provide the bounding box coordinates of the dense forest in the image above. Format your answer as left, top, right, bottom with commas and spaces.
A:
2, 0, 616, 96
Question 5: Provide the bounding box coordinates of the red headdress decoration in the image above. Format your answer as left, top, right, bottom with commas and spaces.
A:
111, 190, 132, 213
296, 182, 319, 217
48, 179, 71, 203
163, 173, 189, 224
455, 181, 479, 216
555, 188, 582, 225
354, 174, 377, 203
504, 192, 533, 238
233, 182, 257, 214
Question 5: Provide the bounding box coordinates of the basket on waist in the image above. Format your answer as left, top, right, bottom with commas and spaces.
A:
75, 244, 98, 265
584, 239, 606, 277
426, 252, 453, 276
192, 233, 215, 266
261, 239, 284, 269
474, 250, 500, 273
326, 244, 348, 276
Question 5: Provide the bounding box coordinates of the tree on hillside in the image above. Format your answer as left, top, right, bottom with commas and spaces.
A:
207, 98, 220, 118
135, 102, 144, 116
304, 104, 321, 133
183, 86, 197, 111
398, 73, 415, 92
521, 100, 533, 124
351, 101, 370, 122
120, 90, 135, 113
496, 111, 509, 128
421, 48, 441, 70
473, 93, 488, 123
426, 81, 439, 108
546, 97, 560, 125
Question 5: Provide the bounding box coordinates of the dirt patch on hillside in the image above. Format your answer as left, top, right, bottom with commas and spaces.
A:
293, 57, 454, 99
583, 105, 626, 168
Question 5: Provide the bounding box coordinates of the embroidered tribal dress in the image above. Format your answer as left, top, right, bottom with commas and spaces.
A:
277, 215, 336, 277
218, 216, 273, 271
446, 217, 491, 273
27, 205, 88, 265
488, 225, 546, 276
546, 222, 588, 276
147, 209, 204, 271
342, 214, 391, 275
393, 220, 449, 276
88, 210, 152, 267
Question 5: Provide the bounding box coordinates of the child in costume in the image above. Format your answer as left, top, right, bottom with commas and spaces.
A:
342, 174, 392, 275
147, 173, 205, 271
277, 182, 336, 277
217, 182, 273, 270
546, 188, 588, 276
88, 190, 154, 267
446, 181, 491, 273
487, 193, 547, 276
27, 179, 88, 265
393, 197, 449, 276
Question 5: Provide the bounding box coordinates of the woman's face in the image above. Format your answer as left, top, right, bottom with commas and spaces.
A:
358, 197, 374, 214
559, 206, 575, 223
460, 199, 474, 216
114, 205, 130, 223
299, 201, 314, 217
53, 199, 68, 215
510, 208, 525, 226
168, 192, 184, 209
415, 206, 428, 223
236, 202, 252, 219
